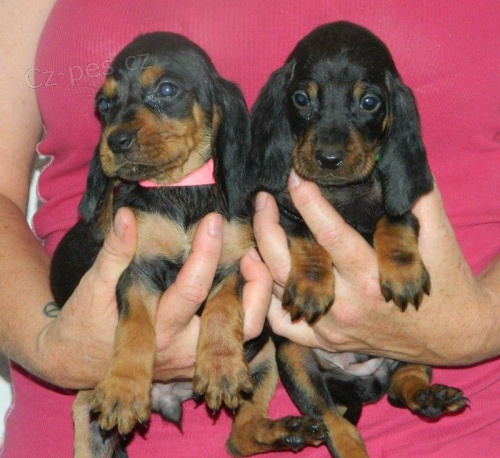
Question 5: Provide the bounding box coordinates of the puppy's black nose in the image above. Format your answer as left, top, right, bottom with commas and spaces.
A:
107, 129, 135, 154
315, 150, 345, 169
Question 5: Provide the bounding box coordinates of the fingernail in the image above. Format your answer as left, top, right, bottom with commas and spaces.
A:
254, 192, 268, 212
113, 212, 125, 238
247, 247, 262, 261
288, 170, 302, 189
208, 214, 223, 236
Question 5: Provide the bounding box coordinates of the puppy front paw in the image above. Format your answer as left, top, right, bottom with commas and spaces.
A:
283, 267, 335, 323
379, 252, 430, 310
89, 372, 151, 435
284, 236, 335, 323
374, 214, 430, 311
193, 348, 253, 412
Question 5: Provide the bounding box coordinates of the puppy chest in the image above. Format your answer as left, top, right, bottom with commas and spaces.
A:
134, 211, 254, 268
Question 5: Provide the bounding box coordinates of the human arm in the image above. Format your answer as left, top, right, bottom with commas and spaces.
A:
253, 172, 500, 366
0, 0, 59, 375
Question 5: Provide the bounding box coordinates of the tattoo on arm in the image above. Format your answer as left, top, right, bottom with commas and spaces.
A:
43, 301, 60, 318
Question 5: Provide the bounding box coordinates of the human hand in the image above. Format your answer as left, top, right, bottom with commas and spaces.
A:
38, 207, 138, 388
254, 172, 498, 366
39, 208, 271, 389
153, 214, 272, 382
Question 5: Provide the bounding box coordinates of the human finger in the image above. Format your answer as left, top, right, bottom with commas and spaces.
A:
92, 207, 137, 282
253, 192, 291, 288
287, 171, 377, 277
267, 295, 319, 347
39, 208, 138, 388
240, 247, 273, 341
157, 213, 223, 327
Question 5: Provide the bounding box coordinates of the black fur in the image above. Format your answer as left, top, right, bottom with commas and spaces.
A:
243, 22, 465, 456
244, 21, 433, 226
50, 32, 262, 457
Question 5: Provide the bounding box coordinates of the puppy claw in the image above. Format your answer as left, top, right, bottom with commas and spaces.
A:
412, 384, 468, 419
227, 415, 326, 456
274, 416, 327, 450
193, 356, 252, 412
88, 375, 151, 436
379, 260, 430, 311
283, 273, 334, 324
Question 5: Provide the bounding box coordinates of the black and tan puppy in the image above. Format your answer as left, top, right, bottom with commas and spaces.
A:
243, 22, 467, 457
51, 32, 328, 457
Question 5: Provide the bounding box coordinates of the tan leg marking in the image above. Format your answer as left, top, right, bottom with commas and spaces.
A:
389, 364, 468, 418
227, 341, 326, 456
193, 272, 252, 411
321, 411, 368, 458
374, 215, 430, 310
278, 342, 367, 458
283, 236, 335, 323
88, 286, 157, 435
73, 390, 117, 458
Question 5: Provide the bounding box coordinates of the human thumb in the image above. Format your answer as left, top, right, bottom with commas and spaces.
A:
92, 207, 137, 283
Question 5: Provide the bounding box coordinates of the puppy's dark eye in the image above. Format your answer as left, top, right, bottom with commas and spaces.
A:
360, 95, 381, 111
158, 82, 178, 98
97, 96, 112, 112
292, 91, 310, 108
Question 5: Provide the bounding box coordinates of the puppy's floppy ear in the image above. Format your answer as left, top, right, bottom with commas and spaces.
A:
211, 77, 251, 215
78, 149, 111, 222
245, 61, 296, 196
377, 73, 433, 216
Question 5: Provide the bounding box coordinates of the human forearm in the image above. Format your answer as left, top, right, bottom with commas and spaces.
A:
0, 196, 54, 375
0, 0, 60, 368
0, 203, 141, 389
475, 255, 500, 359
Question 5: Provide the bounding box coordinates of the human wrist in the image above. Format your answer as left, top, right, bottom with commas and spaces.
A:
34, 302, 101, 390
34, 305, 75, 388
437, 257, 500, 365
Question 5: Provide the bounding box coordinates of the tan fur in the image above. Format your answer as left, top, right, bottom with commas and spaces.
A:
388, 364, 431, 411
220, 218, 255, 267
94, 181, 117, 238
307, 81, 319, 98
284, 236, 335, 323
322, 411, 368, 458
139, 65, 165, 87
101, 77, 118, 99
73, 391, 101, 458
352, 82, 366, 100
135, 211, 190, 260
276, 342, 367, 458
99, 103, 211, 183
194, 272, 252, 411
374, 215, 430, 309
135, 212, 254, 267
87, 285, 157, 435
227, 341, 327, 456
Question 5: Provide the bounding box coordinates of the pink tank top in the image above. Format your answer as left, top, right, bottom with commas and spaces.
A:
3, 1, 499, 456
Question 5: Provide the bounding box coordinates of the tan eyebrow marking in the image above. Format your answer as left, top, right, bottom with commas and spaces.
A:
140, 66, 165, 87
101, 77, 118, 98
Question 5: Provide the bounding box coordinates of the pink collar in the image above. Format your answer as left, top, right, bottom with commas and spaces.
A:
138, 159, 215, 187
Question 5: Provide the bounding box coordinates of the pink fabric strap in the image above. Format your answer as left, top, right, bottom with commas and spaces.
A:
139, 159, 215, 187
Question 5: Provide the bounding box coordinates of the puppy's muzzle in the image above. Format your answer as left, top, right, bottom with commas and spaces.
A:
107, 128, 136, 155
315, 148, 345, 169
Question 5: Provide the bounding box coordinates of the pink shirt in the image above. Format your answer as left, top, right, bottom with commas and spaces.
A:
3, 1, 499, 456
